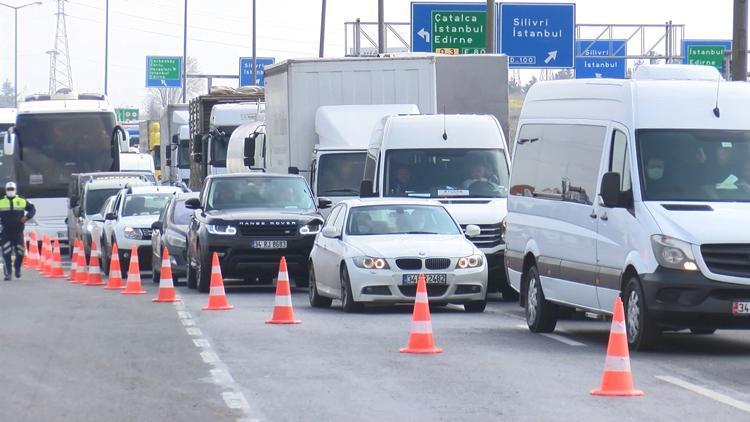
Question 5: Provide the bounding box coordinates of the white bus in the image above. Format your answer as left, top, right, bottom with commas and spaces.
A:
4, 91, 123, 248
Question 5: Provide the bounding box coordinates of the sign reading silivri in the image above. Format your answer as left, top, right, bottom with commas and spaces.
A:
498, 3, 576, 68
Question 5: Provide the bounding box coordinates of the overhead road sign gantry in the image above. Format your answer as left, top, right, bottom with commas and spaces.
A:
682, 39, 732, 74
575, 39, 627, 79
411, 2, 488, 54
239, 57, 275, 87
146, 56, 183, 88
498, 2, 575, 68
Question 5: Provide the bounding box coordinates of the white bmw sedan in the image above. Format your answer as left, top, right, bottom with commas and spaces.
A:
308, 198, 488, 313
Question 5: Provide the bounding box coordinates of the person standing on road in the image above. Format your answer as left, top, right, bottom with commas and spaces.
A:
0, 182, 35, 280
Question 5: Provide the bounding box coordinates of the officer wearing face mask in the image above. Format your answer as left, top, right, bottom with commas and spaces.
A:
0, 182, 36, 280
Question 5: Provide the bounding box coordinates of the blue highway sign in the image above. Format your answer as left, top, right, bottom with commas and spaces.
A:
575, 39, 627, 79
146, 56, 182, 88
498, 2, 575, 68
411, 2, 486, 53
239, 57, 275, 87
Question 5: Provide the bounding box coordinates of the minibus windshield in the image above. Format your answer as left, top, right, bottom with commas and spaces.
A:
638, 129, 750, 202
384, 149, 509, 198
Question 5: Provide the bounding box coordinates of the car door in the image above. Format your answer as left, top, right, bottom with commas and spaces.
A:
595, 125, 639, 312
314, 204, 344, 295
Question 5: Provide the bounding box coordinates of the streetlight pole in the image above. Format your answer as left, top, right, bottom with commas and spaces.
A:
182, 0, 187, 102
104, 0, 109, 96
251, 0, 256, 85
0, 1, 42, 107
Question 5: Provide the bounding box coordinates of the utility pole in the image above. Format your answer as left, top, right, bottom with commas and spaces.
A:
251, 0, 256, 85
318, 0, 326, 58
182, 0, 187, 102
377, 0, 385, 54
732, 0, 748, 81
0, 1, 41, 106
485, 0, 494, 54
104, 0, 109, 96
49, 0, 74, 94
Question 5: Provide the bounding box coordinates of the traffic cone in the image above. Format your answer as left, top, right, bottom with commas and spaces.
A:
49, 238, 66, 278
85, 240, 105, 286
202, 252, 233, 311
591, 296, 644, 397
400, 274, 443, 354
265, 256, 298, 323
121, 246, 146, 295
72, 242, 88, 284
104, 243, 124, 290
27, 231, 39, 270
153, 247, 179, 302
68, 240, 79, 281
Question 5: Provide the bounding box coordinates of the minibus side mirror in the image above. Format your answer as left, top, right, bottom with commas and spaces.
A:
3, 127, 15, 156
600, 172, 622, 208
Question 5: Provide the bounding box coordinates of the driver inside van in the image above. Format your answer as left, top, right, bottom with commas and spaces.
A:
644, 156, 671, 197
463, 162, 496, 189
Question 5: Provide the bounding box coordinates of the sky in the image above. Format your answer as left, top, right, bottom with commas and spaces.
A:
0, 0, 738, 109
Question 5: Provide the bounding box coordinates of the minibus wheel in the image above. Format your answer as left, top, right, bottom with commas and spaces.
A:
524, 265, 557, 333
623, 276, 660, 351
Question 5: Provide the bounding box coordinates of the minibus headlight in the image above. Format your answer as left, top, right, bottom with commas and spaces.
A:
650, 235, 698, 271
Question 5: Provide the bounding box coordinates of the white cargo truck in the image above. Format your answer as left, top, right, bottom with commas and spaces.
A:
159, 104, 188, 183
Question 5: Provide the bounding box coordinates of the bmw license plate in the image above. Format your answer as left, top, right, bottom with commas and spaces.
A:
732, 301, 750, 315
402, 274, 447, 285
252, 240, 287, 249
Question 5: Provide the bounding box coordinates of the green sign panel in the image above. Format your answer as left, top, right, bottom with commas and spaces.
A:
687, 45, 725, 69
432, 11, 486, 54
115, 108, 139, 122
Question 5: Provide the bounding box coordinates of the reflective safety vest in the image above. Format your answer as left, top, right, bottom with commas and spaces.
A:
0, 196, 27, 211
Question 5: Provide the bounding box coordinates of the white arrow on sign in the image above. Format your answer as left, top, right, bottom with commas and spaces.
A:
544, 50, 558, 64
417, 28, 430, 43
594, 73, 603, 78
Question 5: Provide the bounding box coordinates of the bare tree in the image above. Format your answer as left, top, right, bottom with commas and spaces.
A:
143, 56, 203, 119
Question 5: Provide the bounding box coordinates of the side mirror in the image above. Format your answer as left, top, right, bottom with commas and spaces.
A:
317, 197, 332, 209
359, 180, 376, 198
288, 166, 299, 175
464, 224, 481, 238
105, 212, 118, 221
151, 221, 163, 231
322, 226, 341, 239
244, 134, 257, 167
112, 126, 127, 153
184, 197, 201, 209
3, 127, 15, 156
600, 172, 622, 208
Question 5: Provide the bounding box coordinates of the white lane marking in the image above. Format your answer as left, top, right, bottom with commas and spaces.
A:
185, 327, 203, 336
178, 311, 192, 319
540, 333, 586, 347
193, 338, 210, 348
181, 319, 196, 326
657, 375, 750, 414
222, 391, 250, 410
211, 368, 235, 385
200, 351, 218, 364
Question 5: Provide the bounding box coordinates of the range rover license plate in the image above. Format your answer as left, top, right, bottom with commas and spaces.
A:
402, 274, 447, 285
732, 301, 750, 315
252, 240, 287, 249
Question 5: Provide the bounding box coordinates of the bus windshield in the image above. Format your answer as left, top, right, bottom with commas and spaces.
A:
15, 112, 116, 198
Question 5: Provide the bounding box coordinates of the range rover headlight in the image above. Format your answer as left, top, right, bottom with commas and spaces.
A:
353, 256, 390, 270
650, 235, 698, 271
206, 224, 237, 236
456, 254, 484, 269
300, 222, 322, 235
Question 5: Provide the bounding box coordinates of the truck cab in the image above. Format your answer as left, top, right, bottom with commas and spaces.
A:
204, 102, 265, 177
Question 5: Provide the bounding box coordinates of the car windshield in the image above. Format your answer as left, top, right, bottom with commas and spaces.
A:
84, 188, 120, 215
638, 129, 750, 202
316, 153, 366, 197
384, 149, 509, 198
122, 193, 173, 217
171, 199, 194, 225
346, 204, 460, 236
206, 177, 315, 211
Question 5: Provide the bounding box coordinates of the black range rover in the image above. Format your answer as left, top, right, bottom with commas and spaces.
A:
185, 173, 329, 292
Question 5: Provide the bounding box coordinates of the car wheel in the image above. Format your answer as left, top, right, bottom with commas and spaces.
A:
196, 250, 211, 293
186, 261, 197, 289
525, 265, 557, 333
464, 300, 487, 313
101, 241, 111, 276
308, 263, 332, 308
500, 284, 520, 302
340, 265, 362, 313
623, 276, 661, 351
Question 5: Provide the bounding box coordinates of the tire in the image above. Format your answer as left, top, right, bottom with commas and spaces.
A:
623, 276, 661, 351
340, 265, 362, 313
308, 263, 332, 308
500, 284, 520, 302
524, 265, 557, 333
196, 250, 211, 293
101, 242, 110, 276
464, 300, 487, 313
186, 263, 197, 289
690, 328, 716, 335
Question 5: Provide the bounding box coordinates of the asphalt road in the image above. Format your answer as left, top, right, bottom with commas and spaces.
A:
3, 262, 750, 421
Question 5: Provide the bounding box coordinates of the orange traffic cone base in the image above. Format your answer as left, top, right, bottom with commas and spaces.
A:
591, 387, 644, 397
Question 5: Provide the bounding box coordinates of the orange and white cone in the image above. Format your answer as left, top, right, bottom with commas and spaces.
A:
265, 256, 299, 323
400, 274, 443, 354
85, 240, 105, 286
153, 247, 179, 302
104, 243, 124, 290
121, 246, 146, 295
202, 252, 233, 311
72, 241, 89, 284
27, 231, 39, 270
68, 240, 79, 281
49, 238, 66, 278
591, 296, 644, 397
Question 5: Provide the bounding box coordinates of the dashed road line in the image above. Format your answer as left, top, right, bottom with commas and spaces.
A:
657, 375, 750, 414
193, 338, 210, 348
185, 327, 203, 336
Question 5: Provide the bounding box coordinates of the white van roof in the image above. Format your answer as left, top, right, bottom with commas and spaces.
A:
315, 104, 420, 149
522, 65, 750, 130
372, 114, 505, 150
210, 102, 265, 127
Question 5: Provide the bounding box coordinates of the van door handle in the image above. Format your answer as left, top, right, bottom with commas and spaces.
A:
600, 213, 609, 221
589, 211, 597, 219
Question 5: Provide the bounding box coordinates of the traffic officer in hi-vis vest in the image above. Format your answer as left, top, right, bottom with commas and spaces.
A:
0, 182, 36, 280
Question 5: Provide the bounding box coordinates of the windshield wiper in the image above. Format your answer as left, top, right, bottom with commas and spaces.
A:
322, 189, 359, 194
403, 231, 440, 235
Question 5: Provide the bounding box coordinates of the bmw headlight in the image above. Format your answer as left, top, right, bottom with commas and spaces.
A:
650, 235, 698, 271
123, 226, 143, 240
206, 224, 237, 236
299, 222, 322, 235
456, 254, 483, 269
353, 256, 390, 270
